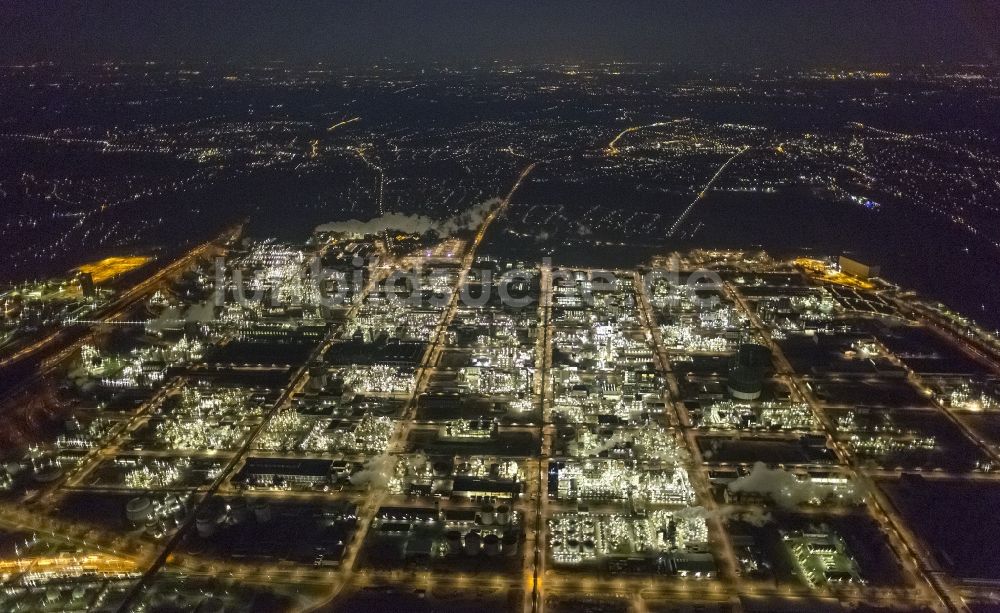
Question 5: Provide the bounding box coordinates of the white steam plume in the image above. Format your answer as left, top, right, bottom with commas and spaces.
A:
316, 198, 500, 237
727, 461, 864, 509
349, 454, 397, 488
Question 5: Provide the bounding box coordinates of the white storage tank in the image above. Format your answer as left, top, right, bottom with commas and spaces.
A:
479, 504, 495, 526
495, 504, 511, 525
126, 496, 154, 524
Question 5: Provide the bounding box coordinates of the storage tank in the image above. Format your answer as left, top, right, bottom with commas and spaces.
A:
195, 511, 219, 538
479, 504, 495, 526
4, 461, 23, 477
44, 588, 60, 605
727, 366, 763, 400
432, 461, 450, 477
735, 343, 772, 372
495, 504, 511, 525
582, 539, 596, 554
446, 530, 463, 555
32, 463, 63, 483
196, 597, 226, 613
228, 498, 249, 524
252, 499, 271, 523
307, 364, 328, 392
483, 534, 501, 557
126, 496, 154, 524
195, 497, 226, 538
502, 531, 519, 556
464, 531, 482, 555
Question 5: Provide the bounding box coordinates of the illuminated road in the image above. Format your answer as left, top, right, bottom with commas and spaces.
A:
327, 117, 361, 132
666, 146, 749, 237
632, 271, 741, 588
524, 263, 552, 613
604, 121, 682, 156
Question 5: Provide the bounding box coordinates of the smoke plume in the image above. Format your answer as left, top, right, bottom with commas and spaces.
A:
316, 198, 500, 237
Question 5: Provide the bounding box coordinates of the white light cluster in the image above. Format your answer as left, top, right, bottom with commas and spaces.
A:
848, 434, 935, 455
567, 423, 686, 463
171, 386, 262, 420
155, 419, 245, 450
56, 418, 116, 450
301, 413, 395, 454
698, 401, 817, 431
948, 383, 997, 411
459, 366, 531, 395
255, 409, 308, 451
122, 458, 188, 489
555, 460, 695, 504
660, 324, 731, 352
341, 364, 414, 394
548, 509, 709, 565
76, 337, 203, 389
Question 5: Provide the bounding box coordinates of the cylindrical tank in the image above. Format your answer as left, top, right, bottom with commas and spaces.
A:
33, 463, 63, 483
464, 531, 482, 556
252, 499, 271, 523
727, 366, 763, 400
566, 538, 580, 552
479, 504, 495, 526
308, 365, 328, 392
196, 596, 226, 613
195, 498, 226, 538
583, 539, 595, 553
736, 343, 772, 371
228, 498, 249, 524
446, 530, 463, 556
502, 531, 519, 556
483, 534, 501, 557
126, 496, 154, 524
432, 461, 450, 477
495, 504, 511, 525
195, 511, 218, 538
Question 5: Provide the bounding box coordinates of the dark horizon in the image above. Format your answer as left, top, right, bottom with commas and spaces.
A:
3, 0, 999, 68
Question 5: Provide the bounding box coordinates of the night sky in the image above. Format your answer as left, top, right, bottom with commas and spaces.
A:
2, 0, 998, 66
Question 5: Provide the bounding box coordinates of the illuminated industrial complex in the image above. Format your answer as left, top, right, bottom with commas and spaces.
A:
1, 59, 1000, 613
